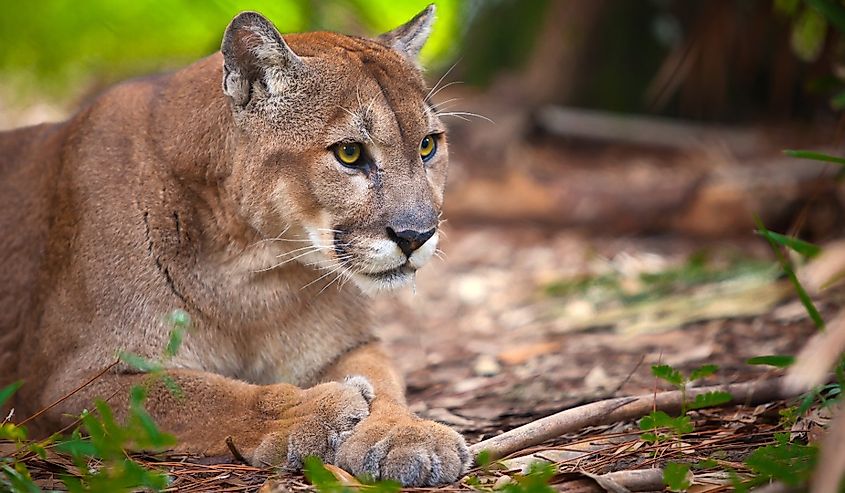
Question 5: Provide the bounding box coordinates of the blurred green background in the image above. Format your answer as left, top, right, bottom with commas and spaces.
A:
1, 0, 844, 123
0, 0, 461, 101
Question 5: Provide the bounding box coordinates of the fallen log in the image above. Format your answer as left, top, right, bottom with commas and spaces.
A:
469, 377, 794, 461
534, 105, 766, 154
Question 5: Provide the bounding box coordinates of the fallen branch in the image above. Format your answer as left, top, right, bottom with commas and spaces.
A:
588, 468, 665, 492
534, 105, 765, 154
559, 468, 711, 492
470, 377, 793, 461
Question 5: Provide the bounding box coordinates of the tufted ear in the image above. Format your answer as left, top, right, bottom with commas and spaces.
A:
221, 11, 303, 107
378, 4, 436, 62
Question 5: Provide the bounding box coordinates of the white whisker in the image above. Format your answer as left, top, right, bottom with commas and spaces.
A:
318, 262, 354, 295
430, 97, 461, 111
425, 60, 461, 102
246, 225, 292, 249
275, 244, 329, 258
338, 105, 359, 121
355, 84, 363, 112
437, 113, 470, 122
337, 264, 361, 290
435, 111, 494, 124
258, 237, 314, 243
365, 94, 378, 119
301, 261, 349, 291
253, 248, 324, 273
428, 80, 464, 102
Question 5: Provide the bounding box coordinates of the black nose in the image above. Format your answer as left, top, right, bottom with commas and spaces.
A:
386, 227, 436, 257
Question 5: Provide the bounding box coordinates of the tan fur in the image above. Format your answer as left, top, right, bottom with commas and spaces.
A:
0, 6, 468, 486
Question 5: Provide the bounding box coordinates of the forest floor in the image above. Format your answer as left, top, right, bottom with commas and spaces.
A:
137, 222, 826, 492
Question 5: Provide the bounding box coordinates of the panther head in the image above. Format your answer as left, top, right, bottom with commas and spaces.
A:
220, 6, 447, 294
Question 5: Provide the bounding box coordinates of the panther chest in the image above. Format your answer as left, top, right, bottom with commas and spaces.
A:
174, 262, 372, 386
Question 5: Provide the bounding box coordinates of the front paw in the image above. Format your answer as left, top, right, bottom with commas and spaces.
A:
251, 376, 374, 469
336, 412, 469, 486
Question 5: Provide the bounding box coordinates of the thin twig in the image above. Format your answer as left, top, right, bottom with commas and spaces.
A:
18, 359, 120, 426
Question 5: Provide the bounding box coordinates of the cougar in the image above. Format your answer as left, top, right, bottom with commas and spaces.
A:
0, 5, 468, 486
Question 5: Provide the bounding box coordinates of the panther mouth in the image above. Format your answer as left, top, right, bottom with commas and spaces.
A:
361, 263, 416, 281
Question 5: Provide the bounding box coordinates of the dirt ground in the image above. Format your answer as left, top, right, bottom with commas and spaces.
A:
375, 223, 820, 444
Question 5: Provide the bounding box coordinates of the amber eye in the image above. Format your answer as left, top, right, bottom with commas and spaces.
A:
334, 142, 363, 166
420, 134, 437, 161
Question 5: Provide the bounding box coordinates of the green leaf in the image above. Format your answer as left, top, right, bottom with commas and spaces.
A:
639, 411, 693, 436
129, 385, 146, 409
745, 440, 817, 486
663, 462, 692, 492
755, 229, 821, 258
805, 0, 845, 33
797, 390, 818, 415
0, 423, 27, 441
119, 351, 162, 373
639, 431, 659, 443
164, 326, 186, 359
689, 364, 719, 381
475, 450, 493, 468
775, 0, 801, 16
1, 464, 41, 493
118, 458, 170, 490
0, 381, 22, 408
688, 391, 733, 410
168, 308, 191, 327
651, 364, 685, 387
501, 462, 556, 493
694, 458, 719, 470
747, 355, 796, 368
303, 456, 344, 493
60, 475, 84, 493
784, 149, 845, 166
639, 410, 669, 430
164, 308, 191, 359
160, 375, 184, 399
95, 400, 123, 445
29, 442, 47, 460
132, 407, 176, 450
821, 383, 841, 399
791, 7, 827, 62
128, 386, 176, 450
55, 437, 98, 458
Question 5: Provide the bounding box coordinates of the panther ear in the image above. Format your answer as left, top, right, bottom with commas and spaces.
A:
378, 4, 436, 62
221, 11, 303, 106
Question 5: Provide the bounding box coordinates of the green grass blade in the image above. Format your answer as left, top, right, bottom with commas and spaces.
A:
755, 230, 821, 258
783, 149, 845, 166
755, 217, 825, 330
0, 381, 23, 408
747, 355, 795, 368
